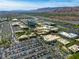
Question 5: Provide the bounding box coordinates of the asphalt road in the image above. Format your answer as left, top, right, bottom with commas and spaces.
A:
9, 21, 19, 43
1, 21, 12, 40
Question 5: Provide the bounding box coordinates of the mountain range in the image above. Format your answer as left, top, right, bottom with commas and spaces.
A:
0, 6, 79, 13
0, 6, 79, 16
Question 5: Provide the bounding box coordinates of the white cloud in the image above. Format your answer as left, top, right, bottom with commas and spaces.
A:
0, 0, 52, 10
0, 0, 38, 10
50, 2, 79, 7
0, 0, 79, 10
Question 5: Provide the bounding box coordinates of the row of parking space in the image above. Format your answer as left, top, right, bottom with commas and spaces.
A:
5, 38, 42, 51
51, 42, 68, 59
24, 50, 50, 59
8, 46, 47, 59
4, 42, 42, 56
4, 37, 51, 59
0, 48, 3, 59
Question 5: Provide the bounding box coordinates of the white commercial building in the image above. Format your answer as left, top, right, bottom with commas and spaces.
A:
76, 38, 79, 41
18, 35, 28, 40
12, 22, 20, 26
19, 25, 28, 29
57, 38, 70, 45
43, 34, 60, 42
12, 19, 18, 21
15, 30, 24, 33
59, 31, 78, 39
68, 44, 79, 52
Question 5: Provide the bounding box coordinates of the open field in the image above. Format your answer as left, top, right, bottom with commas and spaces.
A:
27, 13, 79, 24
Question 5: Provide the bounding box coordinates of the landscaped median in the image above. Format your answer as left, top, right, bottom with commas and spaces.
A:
67, 53, 79, 59
0, 39, 12, 48
15, 30, 25, 38
15, 29, 36, 41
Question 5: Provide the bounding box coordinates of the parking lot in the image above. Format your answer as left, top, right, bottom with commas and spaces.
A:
1, 21, 12, 40
3, 37, 52, 59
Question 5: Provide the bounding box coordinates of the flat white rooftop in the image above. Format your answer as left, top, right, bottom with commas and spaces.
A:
43, 34, 60, 42
18, 35, 28, 39
12, 19, 18, 21
76, 38, 79, 41
57, 38, 70, 45
59, 31, 78, 39
15, 30, 24, 33
12, 22, 20, 26
19, 25, 28, 29
68, 44, 79, 52
36, 25, 58, 31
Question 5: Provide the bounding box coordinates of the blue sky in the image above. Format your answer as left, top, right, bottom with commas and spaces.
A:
0, 0, 79, 10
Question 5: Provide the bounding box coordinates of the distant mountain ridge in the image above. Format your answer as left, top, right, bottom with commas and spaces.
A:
31, 7, 79, 13
0, 6, 79, 16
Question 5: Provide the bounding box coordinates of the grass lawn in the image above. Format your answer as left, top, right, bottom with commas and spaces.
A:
15, 31, 25, 37
0, 39, 11, 48
66, 40, 79, 47
67, 52, 79, 59
73, 24, 79, 28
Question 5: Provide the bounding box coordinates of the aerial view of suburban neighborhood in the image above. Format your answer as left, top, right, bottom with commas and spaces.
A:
0, 0, 79, 59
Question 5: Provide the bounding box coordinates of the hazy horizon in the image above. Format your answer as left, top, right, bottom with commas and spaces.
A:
0, 0, 79, 11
